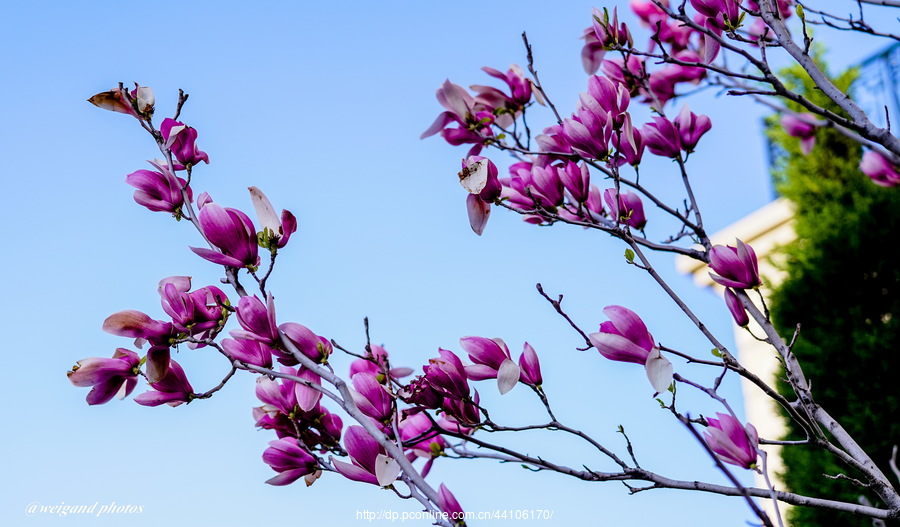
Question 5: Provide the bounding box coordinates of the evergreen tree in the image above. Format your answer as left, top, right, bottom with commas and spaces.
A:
768, 60, 900, 526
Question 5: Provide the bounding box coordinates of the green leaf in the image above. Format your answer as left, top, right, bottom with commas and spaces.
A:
711, 347, 723, 358
624, 249, 635, 263
796, 4, 804, 20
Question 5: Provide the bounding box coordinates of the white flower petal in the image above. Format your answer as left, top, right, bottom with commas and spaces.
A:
459, 159, 488, 194
496, 358, 521, 395
374, 454, 402, 487
645, 347, 673, 395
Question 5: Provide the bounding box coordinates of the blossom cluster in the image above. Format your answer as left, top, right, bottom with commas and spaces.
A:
69, 1, 900, 522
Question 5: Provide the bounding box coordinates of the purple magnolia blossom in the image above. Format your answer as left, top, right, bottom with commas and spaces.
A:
421, 79, 494, 156
559, 161, 591, 204
708, 239, 761, 289
692, 0, 743, 28
160, 118, 209, 168
466, 194, 491, 236
603, 188, 646, 229
248, 186, 297, 250
278, 322, 332, 366
102, 309, 175, 346
506, 163, 564, 211
442, 390, 482, 426
332, 426, 400, 487
439, 483, 466, 525
641, 116, 682, 158
724, 288, 749, 327
460, 156, 501, 235
471, 65, 532, 127
232, 294, 279, 346
592, 7, 633, 49
399, 412, 446, 476
674, 105, 712, 153
611, 114, 645, 167
349, 344, 414, 380
157, 276, 228, 341
221, 337, 273, 369
603, 56, 646, 95
518, 342, 543, 387
133, 359, 194, 407
190, 199, 260, 270
747, 0, 794, 20
781, 113, 818, 155
535, 124, 573, 156
460, 336, 521, 395
262, 437, 319, 486
631, 0, 669, 27
125, 161, 192, 214
580, 26, 607, 75
351, 372, 394, 424
860, 150, 900, 187
587, 75, 631, 122
704, 413, 759, 469
560, 106, 613, 160
68, 348, 141, 405
103, 311, 175, 380
422, 349, 471, 401
589, 305, 656, 364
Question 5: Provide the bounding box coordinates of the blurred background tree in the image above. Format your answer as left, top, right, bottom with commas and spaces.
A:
768, 55, 900, 527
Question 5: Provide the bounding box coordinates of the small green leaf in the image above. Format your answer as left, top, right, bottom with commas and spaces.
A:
796, 4, 804, 20
616, 425, 625, 434
624, 249, 635, 263
711, 347, 723, 358
655, 398, 666, 408
496, 133, 507, 140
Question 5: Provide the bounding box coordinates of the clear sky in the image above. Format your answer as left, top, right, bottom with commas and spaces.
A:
1, 1, 892, 526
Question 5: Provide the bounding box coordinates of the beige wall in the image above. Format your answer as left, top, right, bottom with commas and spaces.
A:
677, 198, 796, 521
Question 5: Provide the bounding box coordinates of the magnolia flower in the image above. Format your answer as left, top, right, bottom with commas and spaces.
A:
351, 372, 394, 424
332, 426, 401, 487
348, 344, 414, 380
674, 105, 712, 153
67, 348, 141, 405
603, 188, 646, 229
860, 150, 900, 187
278, 322, 332, 366
190, 200, 260, 270
262, 437, 319, 486
231, 294, 279, 346
704, 413, 759, 469
708, 239, 761, 289
589, 305, 655, 364
592, 7, 633, 49
157, 277, 228, 340
559, 161, 591, 204
471, 64, 532, 126
160, 118, 209, 167
221, 337, 273, 369
88, 84, 154, 119
125, 163, 192, 214
421, 79, 494, 155
438, 483, 466, 525
133, 359, 194, 407
460, 336, 521, 395
642, 116, 682, 158
580, 26, 607, 75
724, 288, 749, 327
781, 113, 818, 155
518, 342, 543, 387
248, 186, 297, 249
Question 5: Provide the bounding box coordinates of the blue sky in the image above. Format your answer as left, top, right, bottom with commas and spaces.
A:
1, 1, 892, 526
